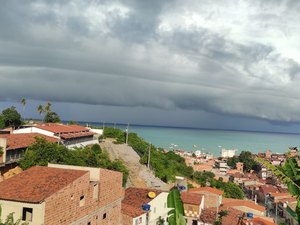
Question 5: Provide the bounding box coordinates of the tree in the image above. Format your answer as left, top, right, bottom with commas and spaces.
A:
0, 115, 4, 129
1, 107, 22, 128
255, 157, 300, 224
0, 205, 28, 225
239, 151, 258, 172
222, 182, 244, 199
19, 137, 69, 170
44, 102, 52, 113
43, 111, 61, 123
37, 105, 44, 115
20, 98, 26, 112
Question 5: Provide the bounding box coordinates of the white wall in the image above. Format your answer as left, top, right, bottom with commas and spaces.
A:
132, 213, 147, 225
0, 200, 45, 225
148, 192, 170, 225
13, 127, 57, 138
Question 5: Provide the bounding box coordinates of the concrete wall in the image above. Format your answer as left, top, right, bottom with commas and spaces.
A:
0, 200, 45, 225
0, 138, 7, 164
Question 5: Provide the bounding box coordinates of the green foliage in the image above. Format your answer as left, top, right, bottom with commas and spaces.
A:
1, 107, 22, 128
43, 111, 61, 123
193, 171, 215, 186
104, 127, 193, 182
0, 205, 28, 225
0, 147, 3, 157
222, 182, 244, 199
227, 151, 259, 172
0, 115, 4, 129
19, 138, 128, 186
102, 127, 125, 143
167, 189, 185, 225
255, 157, 300, 224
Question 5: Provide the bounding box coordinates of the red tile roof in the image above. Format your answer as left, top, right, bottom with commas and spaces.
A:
122, 203, 145, 218
189, 187, 224, 195
222, 198, 265, 212
0, 133, 58, 150
0, 166, 87, 203
259, 185, 278, 194
180, 192, 203, 205
36, 124, 89, 133
122, 188, 162, 217
200, 207, 275, 225
36, 124, 95, 140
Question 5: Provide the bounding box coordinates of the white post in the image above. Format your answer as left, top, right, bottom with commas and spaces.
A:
147, 143, 151, 169
125, 123, 129, 145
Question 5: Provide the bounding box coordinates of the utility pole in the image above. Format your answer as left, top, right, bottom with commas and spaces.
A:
147, 143, 151, 169
125, 123, 129, 145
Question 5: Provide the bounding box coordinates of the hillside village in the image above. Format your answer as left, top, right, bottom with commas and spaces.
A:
0, 108, 298, 225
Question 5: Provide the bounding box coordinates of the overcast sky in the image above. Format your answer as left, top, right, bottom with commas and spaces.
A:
1, 0, 300, 133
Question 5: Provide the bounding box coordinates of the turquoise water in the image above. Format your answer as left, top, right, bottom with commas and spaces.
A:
123, 125, 300, 156
85, 122, 300, 156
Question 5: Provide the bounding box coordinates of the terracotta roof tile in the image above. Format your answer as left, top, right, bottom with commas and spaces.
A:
189, 187, 224, 195
122, 187, 161, 216
122, 203, 145, 218
259, 185, 278, 194
0, 133, 58, 150
35, 123, 96, 140
36, 123, 89, 133
0, 166, 87, 203
180, 192, 203, 205
222, 198, 265, 212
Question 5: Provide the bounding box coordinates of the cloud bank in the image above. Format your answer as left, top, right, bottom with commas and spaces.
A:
1, 0, 300, 124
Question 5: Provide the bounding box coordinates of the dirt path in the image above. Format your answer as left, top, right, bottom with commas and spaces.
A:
100, 140, 167, 190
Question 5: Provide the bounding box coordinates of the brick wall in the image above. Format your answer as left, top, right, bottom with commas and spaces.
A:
44, 169, 123, 225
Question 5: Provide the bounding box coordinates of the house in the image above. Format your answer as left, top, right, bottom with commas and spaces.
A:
122, 187, 169, 225
13, 123, 97, 148
180, 192, 204, 225
0, 164, 123, 225
257, 184, 279, 203
221, 198, 265, 217
0, 133, 58, 170
199, 207, 276, 225
188, 187, 223, 209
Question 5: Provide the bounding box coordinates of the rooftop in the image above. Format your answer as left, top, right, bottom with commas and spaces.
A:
122, 187, 162, 216
180, 192, 203, 205
0, 166, 87, 203
0, 133, 58, 150
36, 123, 90, 134
222, 198, 265, 212
189, 187, 224, 195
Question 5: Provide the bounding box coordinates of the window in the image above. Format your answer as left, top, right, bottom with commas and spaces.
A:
80, 195, 85, 207
87, 222, 91, 225
103, 213, 107, 219
93, 183, 99, 200
22, 207, 33, 222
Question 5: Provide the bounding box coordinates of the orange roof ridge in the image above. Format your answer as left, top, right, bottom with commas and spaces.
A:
189, 187, 224, 195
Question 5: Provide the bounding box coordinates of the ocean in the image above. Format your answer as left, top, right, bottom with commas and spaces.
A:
84, 122, 300, 156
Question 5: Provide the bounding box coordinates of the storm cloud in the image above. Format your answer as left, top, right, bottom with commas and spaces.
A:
1, 0, 300, 128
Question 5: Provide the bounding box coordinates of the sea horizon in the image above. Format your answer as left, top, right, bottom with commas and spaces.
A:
69, 120, 300, 156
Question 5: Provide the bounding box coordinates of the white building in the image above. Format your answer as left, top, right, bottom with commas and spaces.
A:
121, 188, 170, 225
221, 149, 237, 158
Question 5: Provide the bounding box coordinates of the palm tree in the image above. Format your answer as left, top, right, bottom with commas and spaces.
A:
255, 157, 300, 224
20, 98, 26, 112
44, 102, 52, 113
37, 105, 44, 115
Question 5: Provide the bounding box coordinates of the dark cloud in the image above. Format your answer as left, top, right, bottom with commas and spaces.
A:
1, 0, 300, 130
